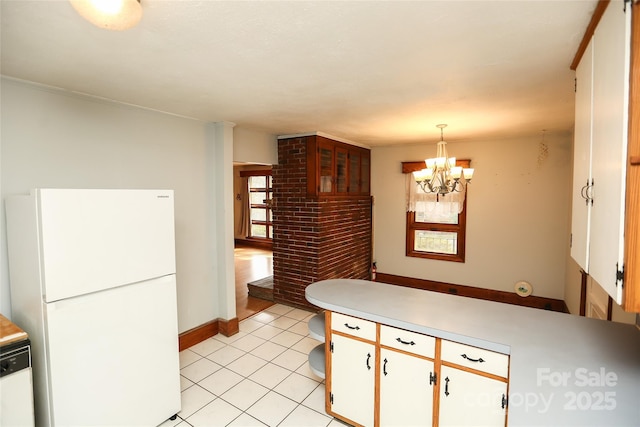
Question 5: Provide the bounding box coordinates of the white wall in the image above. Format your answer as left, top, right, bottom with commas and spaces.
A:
0, 78, 224, 333
234, 127, 277, 165
371, 133, 573, 300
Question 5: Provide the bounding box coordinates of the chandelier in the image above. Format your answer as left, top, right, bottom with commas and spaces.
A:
413, 124, 474, 200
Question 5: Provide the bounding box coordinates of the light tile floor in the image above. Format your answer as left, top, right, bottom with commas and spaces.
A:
161, 304, 345, 427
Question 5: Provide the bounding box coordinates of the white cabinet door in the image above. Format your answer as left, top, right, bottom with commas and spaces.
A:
329, 334, 375, 427
571, 38, 594, 272
438, 366, 507, 427
379, 348, 434, 427
589, 0, 631, 303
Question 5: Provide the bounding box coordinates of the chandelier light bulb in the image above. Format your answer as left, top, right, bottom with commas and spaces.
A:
463, 168, 475, 180
450, 167, 463, 180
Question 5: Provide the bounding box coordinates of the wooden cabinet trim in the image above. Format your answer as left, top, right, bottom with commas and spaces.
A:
623, 0, 640, 312
440, 360, 509, 383
324, 310, 332, 416
378, 344, 436, 362
570, 0, 611, 70
373, 323, 381, 427
432, 338, 442, 427
331, 329, 377, 345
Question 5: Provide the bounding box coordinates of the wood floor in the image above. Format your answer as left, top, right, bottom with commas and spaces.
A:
234, 245, 274, 321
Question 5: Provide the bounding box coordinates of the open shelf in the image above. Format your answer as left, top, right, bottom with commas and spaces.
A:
308, 312, 325, 342
308, 343, 325, 379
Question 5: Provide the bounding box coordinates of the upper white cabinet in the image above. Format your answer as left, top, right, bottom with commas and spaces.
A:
571, 0, 632, 304
571, 39, 593, 272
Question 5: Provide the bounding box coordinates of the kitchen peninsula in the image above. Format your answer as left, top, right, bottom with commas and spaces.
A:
306, 279, 640, 426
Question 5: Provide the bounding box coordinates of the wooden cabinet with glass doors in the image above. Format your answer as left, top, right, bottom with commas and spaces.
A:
305, 135, 370, 197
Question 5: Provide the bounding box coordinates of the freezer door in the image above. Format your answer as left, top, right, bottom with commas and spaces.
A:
38, 189, 176, 302
44, 275, 180, 426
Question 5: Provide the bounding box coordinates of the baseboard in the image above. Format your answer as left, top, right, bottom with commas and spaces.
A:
219, 317, 239, 336
178, 317, 239, 351
375, 272, 567, 313
234, 238, 273, 250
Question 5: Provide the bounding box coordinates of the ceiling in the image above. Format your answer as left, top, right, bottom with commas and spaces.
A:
0, 0, 596, 146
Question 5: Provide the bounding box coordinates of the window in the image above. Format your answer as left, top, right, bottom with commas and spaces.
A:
403, 160, 469, 263
242, 171, 273, 240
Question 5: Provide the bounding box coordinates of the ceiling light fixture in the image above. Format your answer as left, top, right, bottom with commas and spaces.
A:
70, 0, 142, 31
413, 124, 474, 201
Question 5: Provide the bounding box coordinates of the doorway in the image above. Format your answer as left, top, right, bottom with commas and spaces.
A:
234, 244, 274, 320
233, 163, 275, 320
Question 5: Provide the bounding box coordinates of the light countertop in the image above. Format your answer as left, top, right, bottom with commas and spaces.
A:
306, 279, 640, 426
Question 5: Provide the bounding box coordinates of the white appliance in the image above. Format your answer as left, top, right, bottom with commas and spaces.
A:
0, 319, 35, 427
5, 189, 181, 426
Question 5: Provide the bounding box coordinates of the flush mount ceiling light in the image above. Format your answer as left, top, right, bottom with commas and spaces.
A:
413, 124, 474, 201
70, 0, 142, 31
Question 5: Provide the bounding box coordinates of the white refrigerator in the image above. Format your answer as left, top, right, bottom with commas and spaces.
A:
5, 189, 181, 426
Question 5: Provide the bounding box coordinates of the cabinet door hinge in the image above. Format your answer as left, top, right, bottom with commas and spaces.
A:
330, 341, 334, 353
574, 77, 577, 93
502, 394, 508, 409
623, 0, 632, 13
429, 371, 437, 385
330, 392, 334, 404
616, 263, 625, 288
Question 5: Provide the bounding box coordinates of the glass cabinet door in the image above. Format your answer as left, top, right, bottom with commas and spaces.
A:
361, 155, 370, 194
319, 146, 333, 193
349, 153, 360, 193
336, 148, 348, 193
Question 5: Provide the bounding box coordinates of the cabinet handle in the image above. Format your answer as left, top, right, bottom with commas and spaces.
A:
366, 353, 371, 370
580, 183, 588, 203
580, 179, 594, 206
396, 337, 416, 346
502, 394, 508, 409
429, 371, 437, 385
383, 358, 388, 376
585, 179, 594, 206
461, 353, 485, 363
444, 377, 450, 396
344, 323, 360, 330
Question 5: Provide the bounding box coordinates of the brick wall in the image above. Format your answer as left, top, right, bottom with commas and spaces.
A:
272, 136, 372, 310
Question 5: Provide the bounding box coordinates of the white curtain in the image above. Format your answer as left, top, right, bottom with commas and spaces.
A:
238, 176, 250, 237
405, 174, 465, 218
